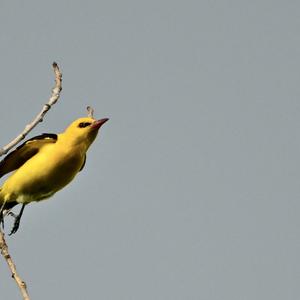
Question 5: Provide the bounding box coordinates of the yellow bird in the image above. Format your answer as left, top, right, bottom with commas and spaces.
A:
0, 115, 109, 234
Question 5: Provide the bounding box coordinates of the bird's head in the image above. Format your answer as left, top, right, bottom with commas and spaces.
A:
62, 117, 109, 149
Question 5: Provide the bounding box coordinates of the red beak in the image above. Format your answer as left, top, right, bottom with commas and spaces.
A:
91, 118, 109, 129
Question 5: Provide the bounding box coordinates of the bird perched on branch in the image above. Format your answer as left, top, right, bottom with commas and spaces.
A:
0, 111, 109, 234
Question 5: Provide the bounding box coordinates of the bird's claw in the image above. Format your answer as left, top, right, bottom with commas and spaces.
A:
0, 207, 5, 230
9, 216, 21, 235
0, 215, 4, 230
8, 211, 17, 218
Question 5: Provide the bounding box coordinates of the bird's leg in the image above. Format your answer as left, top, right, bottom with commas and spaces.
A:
9, 204, 26, 235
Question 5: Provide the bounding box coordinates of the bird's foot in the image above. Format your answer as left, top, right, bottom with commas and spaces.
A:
0, 213, 4, 230
9, 215, 21, 235
0, 203, 6, 230
8, 211, 17, 218
8, 204, 25, 235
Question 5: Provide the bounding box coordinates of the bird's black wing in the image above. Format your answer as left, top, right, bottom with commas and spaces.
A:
0, 133, 57, 178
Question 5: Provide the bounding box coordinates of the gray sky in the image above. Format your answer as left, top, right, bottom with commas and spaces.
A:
0, 1, 299, 299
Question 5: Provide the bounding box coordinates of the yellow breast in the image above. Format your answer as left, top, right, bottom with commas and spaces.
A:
0, 143, 85, 204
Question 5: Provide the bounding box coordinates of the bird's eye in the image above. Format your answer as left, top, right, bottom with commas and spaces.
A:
78, 122, 91, 128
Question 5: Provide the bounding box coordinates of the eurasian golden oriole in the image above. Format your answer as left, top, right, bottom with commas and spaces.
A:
0, 115, 109, 234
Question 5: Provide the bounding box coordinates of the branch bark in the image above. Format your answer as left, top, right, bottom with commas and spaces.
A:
0, 62, 63, 300
0, 233, 30, 300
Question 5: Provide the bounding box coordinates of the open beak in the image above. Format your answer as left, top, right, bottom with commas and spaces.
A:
91, 118, 109, 129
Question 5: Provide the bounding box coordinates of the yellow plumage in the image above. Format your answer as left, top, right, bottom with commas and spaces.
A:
0, 116, 109, 234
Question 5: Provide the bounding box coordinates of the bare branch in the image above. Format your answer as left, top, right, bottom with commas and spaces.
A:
87, 106, 94, 118
0, 232, 30, 300
0, 62, 62, 157
0, 62, 63, 300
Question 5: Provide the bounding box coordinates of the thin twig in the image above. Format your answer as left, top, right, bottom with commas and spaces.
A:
0, 232, 30, 300
0, 62, 63, 300
87, 106, 94, 118
0, 62, 62, 157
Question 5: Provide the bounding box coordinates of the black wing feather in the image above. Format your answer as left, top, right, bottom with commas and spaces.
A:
0, 133, 57, 178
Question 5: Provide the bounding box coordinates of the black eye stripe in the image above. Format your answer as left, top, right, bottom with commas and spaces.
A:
78, 122, 91, 128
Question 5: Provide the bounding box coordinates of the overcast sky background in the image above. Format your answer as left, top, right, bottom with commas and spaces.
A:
0, 1, 299, 299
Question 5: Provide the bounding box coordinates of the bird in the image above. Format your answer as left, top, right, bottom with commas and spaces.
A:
0, 114, 109, 234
